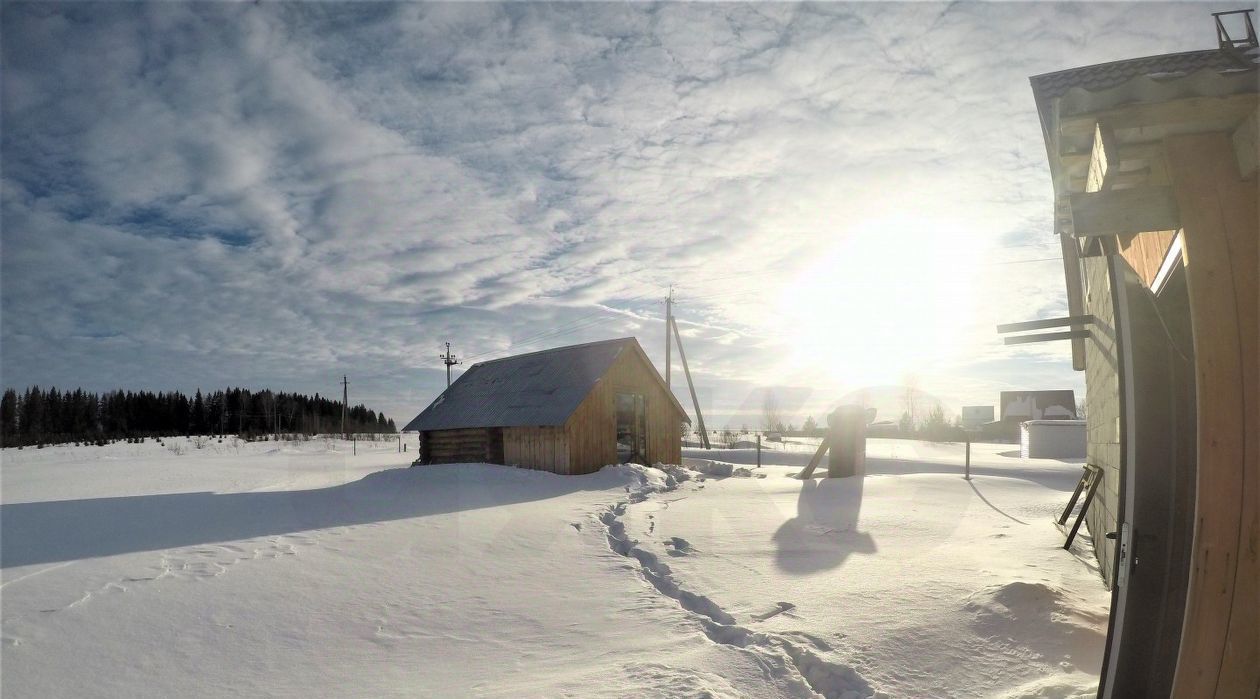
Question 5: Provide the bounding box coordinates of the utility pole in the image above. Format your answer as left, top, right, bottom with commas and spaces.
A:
439, 342, 461, 388
671, 315, 711, 449
341, 375, 349, 440
664, 286, 673, 388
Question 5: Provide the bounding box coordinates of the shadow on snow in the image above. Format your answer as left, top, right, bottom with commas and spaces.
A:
773, 475, 877, 574
1, 464, 606, 569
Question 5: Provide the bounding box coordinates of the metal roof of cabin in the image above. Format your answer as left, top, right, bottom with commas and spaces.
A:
403, 337, 685, 432
1029, 48, 1252, 101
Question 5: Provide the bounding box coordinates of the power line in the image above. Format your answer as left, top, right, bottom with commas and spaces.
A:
461, 289, 663, 362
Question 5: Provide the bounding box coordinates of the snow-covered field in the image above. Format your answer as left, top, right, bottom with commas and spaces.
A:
1, 437, 1107, 698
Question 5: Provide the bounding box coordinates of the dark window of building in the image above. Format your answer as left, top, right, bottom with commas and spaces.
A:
615, 392, 646, 463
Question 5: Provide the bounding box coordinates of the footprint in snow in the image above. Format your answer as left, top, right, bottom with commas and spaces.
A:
665, 537, 691, 556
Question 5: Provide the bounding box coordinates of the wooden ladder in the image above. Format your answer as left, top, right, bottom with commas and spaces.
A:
1059, 463, 1102, 550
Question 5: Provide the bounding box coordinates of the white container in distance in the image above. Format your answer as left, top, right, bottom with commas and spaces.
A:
1020, 419, 1087, 459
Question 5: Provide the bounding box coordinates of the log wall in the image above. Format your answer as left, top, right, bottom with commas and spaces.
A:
421, 427, 502, 464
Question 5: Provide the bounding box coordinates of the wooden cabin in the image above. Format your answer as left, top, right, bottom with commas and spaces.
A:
1022, 16, 1257, 698
403, 338, 689, 474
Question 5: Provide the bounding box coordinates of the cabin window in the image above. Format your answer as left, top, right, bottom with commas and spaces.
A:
615, 392, 647, 464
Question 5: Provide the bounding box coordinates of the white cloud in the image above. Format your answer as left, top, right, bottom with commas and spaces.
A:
1, 2, 1216, 424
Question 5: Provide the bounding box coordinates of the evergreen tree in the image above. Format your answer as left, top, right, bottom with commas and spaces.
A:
1, 389, 17, 447
192, 390, 206, 435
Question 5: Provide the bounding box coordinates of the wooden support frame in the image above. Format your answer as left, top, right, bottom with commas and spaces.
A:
1060, 464, 1102, 525
1060, 142, 1165, 169
1061, 231, 1088, 370
1059, 94, 1259, 142
997, 315, 1094, 334
1003, 330, 1090, 345
796, 436, 831, 480
1070, 187, 1181, 238
1063, 464, 1103, 550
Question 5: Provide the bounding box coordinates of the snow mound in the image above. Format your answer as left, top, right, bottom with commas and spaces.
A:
993, 673, 1098, 699
599, 463, 679, 502
964, 581, 1106, 668
683, 458, 762, 478
966, 581, 1104, 629
616, 662, 743, 698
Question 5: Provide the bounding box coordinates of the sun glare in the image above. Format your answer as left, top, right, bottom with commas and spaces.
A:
776, 215, 978, 387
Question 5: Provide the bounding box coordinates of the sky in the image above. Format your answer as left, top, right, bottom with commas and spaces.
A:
0, 2, 1227, 429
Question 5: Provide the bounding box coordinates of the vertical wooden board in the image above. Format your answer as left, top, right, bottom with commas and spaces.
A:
539, 428, 549, 473
544, 428, 554, 472
528, 428, 536, 470
544, 428, 552, 473
1120, 230, 1177, 288
1165, 133, 1254, 699
1214, 133, 1259, 698
529, 428, 537, 470
554, 428, 564, 475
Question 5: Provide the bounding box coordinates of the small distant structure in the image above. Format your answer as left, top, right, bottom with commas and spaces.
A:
997, 390, 1075, 440
960, 405, 995, 429
403, 338, 688, 474
1020, 419, 1087, 459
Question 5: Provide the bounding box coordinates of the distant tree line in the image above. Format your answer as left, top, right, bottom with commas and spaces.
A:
0, 386, 396, 448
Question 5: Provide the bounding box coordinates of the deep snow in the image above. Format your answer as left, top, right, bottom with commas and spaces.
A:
1, 437, 1107, 698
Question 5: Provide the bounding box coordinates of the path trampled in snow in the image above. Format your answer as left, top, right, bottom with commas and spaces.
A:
1, 438, 1107, 698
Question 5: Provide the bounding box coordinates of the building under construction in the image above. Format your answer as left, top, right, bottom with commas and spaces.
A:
1004, 10, 1257, 698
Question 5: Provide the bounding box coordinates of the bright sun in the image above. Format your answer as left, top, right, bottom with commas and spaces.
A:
775, 214, 979, 387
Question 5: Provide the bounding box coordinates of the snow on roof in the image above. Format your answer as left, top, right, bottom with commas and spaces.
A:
403, 337, 682, 432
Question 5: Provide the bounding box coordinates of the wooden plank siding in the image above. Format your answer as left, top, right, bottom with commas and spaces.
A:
503, 426, 568, 474
564, 345, 685, 474
1118, 230, 1177, 289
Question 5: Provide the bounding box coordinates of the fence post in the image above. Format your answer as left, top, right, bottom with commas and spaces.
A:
353, 434, 356, 456
757, 434, 761, 468
965, 437, 971, 480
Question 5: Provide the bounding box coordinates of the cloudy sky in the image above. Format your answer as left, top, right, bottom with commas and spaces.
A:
0, 2, 1224, 428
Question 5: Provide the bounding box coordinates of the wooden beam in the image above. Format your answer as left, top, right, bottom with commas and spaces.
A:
1060, 94, 1259, 142
1070, 186, 1180, 237
1087, 123, 1119, 192
1061, 142, 1165, 168
1060, 232, 1087, 371
997, 315, 1095, 333
1003, 330, 1090, 345
1231, 108, 1258, 179
1071, 168, 1152, 193
1166, 133, 1259, 699
797, 436, 831, 479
